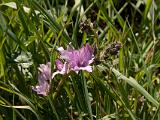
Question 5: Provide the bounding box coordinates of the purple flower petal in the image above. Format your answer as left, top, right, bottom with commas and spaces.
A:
32, 62, 51, 96
55, 59, 64, 71
58, 44, 94, 73
32, 80, 50, 96
52, 60, 69, 78
38, 62, 51, 81
80, 43, 93, 61
72, 65, 93, 72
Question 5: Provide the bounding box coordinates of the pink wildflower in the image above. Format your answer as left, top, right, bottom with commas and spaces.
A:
32, 62, 51, 96
57, 43, 94, 73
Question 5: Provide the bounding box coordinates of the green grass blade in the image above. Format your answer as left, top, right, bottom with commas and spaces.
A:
48, 96, 60, 120
81, 72, 93, 120
32, 1, 71, 44
143, 0, 152, 22
0, 86, 41, 120
16, 1, 29, 37
111, 67, 159, 107
0, 12, 26, 51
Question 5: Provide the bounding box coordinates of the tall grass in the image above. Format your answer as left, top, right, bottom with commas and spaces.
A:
0, 0, 160, 119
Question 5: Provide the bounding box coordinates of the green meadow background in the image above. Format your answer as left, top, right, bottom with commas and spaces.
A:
0, 0, 160, 119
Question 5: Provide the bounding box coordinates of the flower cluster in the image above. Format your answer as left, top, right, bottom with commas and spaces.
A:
32, 44, 94, 96
56, 43, 94, 73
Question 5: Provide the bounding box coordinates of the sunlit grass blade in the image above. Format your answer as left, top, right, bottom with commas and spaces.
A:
95, 0, 113, 25
81, 72, 93, 120
0, 13, 26, 51
0, 49, 5, 78
109, 0, 127, 29
32, 1, 71, 44
143, 0, 152, 22
70, 75, 87, 112
48, 96, 60, 120
15, 1, 29, 37
0, 86, 41, 120
111, 67, 159, 107
0, 96, 27, 120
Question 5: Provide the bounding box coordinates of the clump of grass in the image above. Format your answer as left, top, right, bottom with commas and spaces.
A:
0, 0, 160, 119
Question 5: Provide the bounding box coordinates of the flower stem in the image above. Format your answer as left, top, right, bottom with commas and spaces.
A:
52, 74, 68, 101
